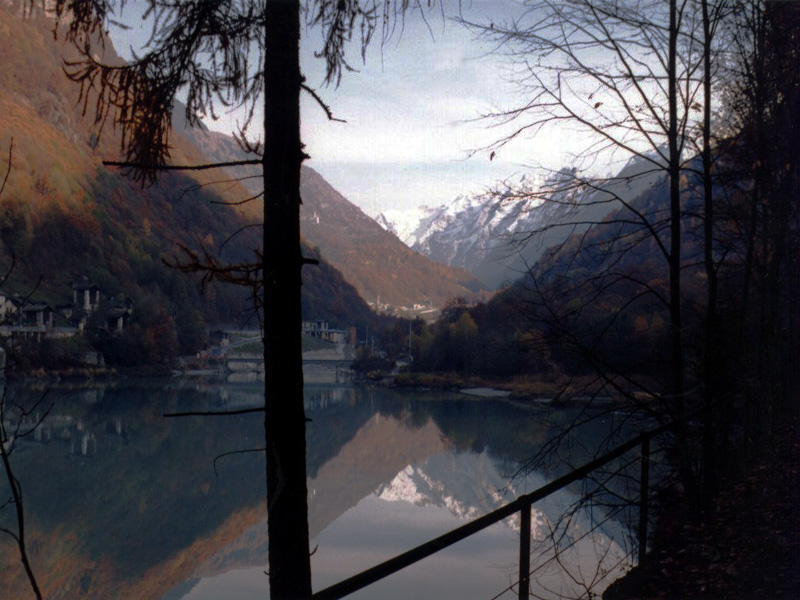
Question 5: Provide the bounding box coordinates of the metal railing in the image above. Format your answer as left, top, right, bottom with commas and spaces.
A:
313, 410, 697, 600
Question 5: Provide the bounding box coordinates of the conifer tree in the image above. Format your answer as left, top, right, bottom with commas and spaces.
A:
47, 0, 433, 596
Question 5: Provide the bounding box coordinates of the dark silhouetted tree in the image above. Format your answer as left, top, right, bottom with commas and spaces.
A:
45, 0, 435, 597
716, 0, 800, 464
459, 0, 738, 489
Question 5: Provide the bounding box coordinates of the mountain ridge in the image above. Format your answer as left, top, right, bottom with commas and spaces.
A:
0, 4, 376, 363
377, 160, 666, 289
299, 166, 484, 309
176, 122, 486, 311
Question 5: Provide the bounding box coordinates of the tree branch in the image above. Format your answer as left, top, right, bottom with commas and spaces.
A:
0, 139, 12, 197
163, 407, 264, 418
102, 159, 261, 171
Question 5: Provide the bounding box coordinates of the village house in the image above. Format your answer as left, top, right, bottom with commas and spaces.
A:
302, 319, 351, 345
0, 278, 132, 339
0, 290, 21, 325
209, 329, 231, 348
20, 302, 56, 329
105, 298, 133, 332
56, 304, 91, 331
71, 280, 101, 313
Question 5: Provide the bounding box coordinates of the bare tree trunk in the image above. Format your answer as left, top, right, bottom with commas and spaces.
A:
667, 0, 689, 483
0, 418, 43, 600
700, 0, 718, 501
263, 0, 312, 597
0, 141, 42, 600
736, 3, 766, 468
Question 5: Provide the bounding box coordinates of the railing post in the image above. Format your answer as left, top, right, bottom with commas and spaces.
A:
519, 504, 531, 600
315, 414, 708, 600
638, 434, 650, 565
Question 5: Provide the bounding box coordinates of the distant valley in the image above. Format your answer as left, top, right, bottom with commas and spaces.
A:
177, 125, 486, 314
0, 1, 484, 372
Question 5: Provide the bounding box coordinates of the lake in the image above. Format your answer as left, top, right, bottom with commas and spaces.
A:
0, 380, 638, 599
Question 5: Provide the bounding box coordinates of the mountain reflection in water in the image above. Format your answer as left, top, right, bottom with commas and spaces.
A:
0, 381, 633, 600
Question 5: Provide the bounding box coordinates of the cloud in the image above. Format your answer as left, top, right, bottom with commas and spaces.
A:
172, 1, 599, 213
307, 159, 526, 214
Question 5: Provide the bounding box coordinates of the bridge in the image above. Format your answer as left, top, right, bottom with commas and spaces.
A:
222, 354, 352, 367
223, 352, 353, 384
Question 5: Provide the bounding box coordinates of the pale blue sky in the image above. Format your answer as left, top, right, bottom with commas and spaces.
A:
109, 1, 590, 214
297, 1, 530, 214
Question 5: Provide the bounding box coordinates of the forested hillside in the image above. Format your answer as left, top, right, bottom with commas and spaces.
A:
410, 10, 798, 579
299, 167, 484, 308
411, 175, 688, 378
378, 160, 665, 290
0, 2, 376, 365
177, 123, 486, 310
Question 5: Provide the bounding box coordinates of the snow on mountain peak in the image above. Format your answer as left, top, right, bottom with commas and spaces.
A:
375, 173, 543, 250
372, 159, 663, 289
374, 455, 554, 538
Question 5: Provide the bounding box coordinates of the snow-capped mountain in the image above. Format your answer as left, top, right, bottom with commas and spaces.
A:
375, 206, 437, 246
377, 158, 665, 289
375, 452, 550, 537
373, 450, 630, 557
409, 173, 543, 248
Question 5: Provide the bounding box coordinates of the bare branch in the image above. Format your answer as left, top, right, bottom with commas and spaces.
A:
213, 446, 266, 477
0, 139, 12, 197
301, 82, 346, 123
102, 158, 261, 171
163, 407, 264, 418
0, 385, 43, 599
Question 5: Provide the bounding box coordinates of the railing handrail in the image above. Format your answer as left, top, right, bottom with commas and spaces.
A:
312, 406, 705, 600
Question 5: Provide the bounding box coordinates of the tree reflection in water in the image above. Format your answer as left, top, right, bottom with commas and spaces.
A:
0, 381, 635, 599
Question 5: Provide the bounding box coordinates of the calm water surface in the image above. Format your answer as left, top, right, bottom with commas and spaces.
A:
0, 380, 637, 599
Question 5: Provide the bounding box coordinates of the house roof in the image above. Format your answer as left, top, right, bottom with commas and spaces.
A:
72, 282, 100, 292
21, 302, 54, 313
